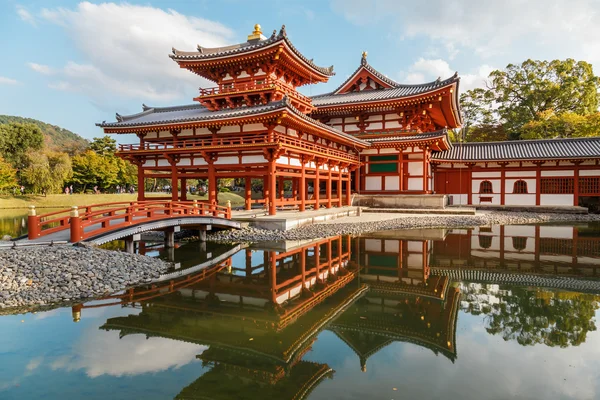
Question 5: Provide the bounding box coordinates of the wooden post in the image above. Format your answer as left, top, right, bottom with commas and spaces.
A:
326, 165, 332, 208
346, 173, 352, 206
208, 161, 217, 206
300, 161, 306, 212
245, 176, 252, 211
170, 163, 178, 201
278, 176, 285, 202
268, 159, 277, 215
500, 163, 506, 205
292, 177, 298, 203
467, 164, 473, 205
422, 148, 428, 193
181, 178, 187, 201
337, 169, 343, 207
314, 164, 320, 211
535, 163, 541, 206
27, 206, 39, 239
69, 206, 82, 243
137, 167, 145, 201
398, 149, 404, 192
574, 162, 580, 206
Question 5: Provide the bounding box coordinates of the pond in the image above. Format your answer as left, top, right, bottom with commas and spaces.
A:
1, 224, 600, 399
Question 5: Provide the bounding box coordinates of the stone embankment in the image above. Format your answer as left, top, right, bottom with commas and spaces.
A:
0, 245, 169, 309
209, 211, 600, 242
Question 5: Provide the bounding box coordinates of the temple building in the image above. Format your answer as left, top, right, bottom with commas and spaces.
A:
98, 24, 600, 212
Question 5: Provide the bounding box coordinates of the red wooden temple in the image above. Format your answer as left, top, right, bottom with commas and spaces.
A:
98, 24, 600, 212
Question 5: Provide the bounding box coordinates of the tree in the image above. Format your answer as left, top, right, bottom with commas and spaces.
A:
71, 150, 119, 192
89, 136, 118, 156
459, 88, 496, 141
21, 151, 72, 195
521, 111, 600, 139
0, 157, 17, 193
0, 122, 44, 167
488, 59, 600, 139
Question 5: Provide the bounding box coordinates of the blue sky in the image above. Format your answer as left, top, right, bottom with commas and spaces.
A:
1, 0, 599, 139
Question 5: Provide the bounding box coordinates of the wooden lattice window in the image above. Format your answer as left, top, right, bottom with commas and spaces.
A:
513, 180, 528, 194
540, 178, 574, 194
512, 236, 527, 251
479, 235, 492, 249
579, 177, 600, 195
479, 181, 493, 194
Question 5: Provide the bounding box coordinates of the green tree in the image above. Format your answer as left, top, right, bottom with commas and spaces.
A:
21, 151, 72, 195
488, 59, 600, 139
0, 157, 17, 193
89, 136, 118, 156
459, 88, 496, 141
0, 122, 44, 167
71, 150, 119, 192
521, 111, 600, 139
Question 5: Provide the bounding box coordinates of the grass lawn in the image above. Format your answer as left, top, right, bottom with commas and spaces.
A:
0, 191, 246, 210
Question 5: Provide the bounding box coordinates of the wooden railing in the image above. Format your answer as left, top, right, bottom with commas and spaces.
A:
27, 200, 232, 242
119, 133, 359, 163
197, 79, 312, 104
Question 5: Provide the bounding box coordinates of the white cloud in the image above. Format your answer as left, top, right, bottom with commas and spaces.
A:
28, 63, 54, 75
0, 76, 18, 85
401, 58, 494, 92
37, 2, 234, 105
51, 328, 206, 378
332, 0, 600, 64
16, 5, 36, 26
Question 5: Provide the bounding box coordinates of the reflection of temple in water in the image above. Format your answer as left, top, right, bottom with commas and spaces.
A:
98, 234, 462, 398
431, 225, 600, 280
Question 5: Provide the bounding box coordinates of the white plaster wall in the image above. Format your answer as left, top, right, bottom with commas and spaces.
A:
473, 171, 501, 178
195, 128, 211, 135
368, 122, 383, 130
503, 238, 535, 252
277, 156, 289, 165
214, 156, 239, 165
219, 125, 240, 134
365, 177, 381, 191
505, 194, 536, 205
145, 132, 158, 139
344, 117, 357, 123
540, 194, 573, 206
365, 239, 382, 252
407, 241, 422, 252
407, 254, 423, 268
504, 225, 536, 237
361, 149, 379, 155
179, 128, 194, 137
176, 158, 191, 166
344, 125, 360, 132
506, 170, 536, 177
505, 178, 536, 193
157, 159, 170, 167
330, 118, 343, 124
193, 157, 207, 166
366, 114, 383, 121
539, 226, 574, 239
378, 148, 398, 154
385, 176, 400, 191
158, 131, 171, 138
408, 162, 423, 175
242, 155, 265, 164
385, 240, 400, 253
289, 158, 301, 167
386, 121, 402, 129
407, 178, 422, 191
448, 194, 468, 205
541, 170, 574, 177
472, 179, 501, 193
580, 169, 600, 176
244, 123, 265, 132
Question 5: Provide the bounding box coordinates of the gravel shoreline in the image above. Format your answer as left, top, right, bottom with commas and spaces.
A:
208, 211, 600, 242
0, 245, 169, 310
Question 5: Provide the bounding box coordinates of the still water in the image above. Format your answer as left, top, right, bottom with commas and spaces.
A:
2, 224, 600, 399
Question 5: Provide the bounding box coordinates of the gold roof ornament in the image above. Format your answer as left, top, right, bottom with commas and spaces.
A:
248, 24, 263, 41
361, 51, 368, 65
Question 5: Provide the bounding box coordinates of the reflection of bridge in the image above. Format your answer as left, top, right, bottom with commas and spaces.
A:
24, 200, 238, 245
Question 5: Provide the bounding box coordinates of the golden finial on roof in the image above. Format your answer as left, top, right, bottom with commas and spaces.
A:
362, 51, 368, 58
361, 51, 368, 65
248, 24, 263, 41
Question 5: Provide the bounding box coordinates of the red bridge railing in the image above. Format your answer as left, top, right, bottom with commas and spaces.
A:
27, 200, 232, 243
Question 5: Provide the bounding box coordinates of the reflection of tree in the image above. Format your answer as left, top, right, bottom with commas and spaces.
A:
460, 284, 598, 348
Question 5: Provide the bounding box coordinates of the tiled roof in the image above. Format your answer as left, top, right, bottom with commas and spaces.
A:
170, 25, 334, 77
97, 98, 368, 146
332, 54, 402, 94
432, 137, 600, 161
311, 74, 459, 107
362, 130, 449, 143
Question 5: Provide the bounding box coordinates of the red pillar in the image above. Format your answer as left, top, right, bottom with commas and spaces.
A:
300, 161, 306, 212
535, 163, 541, 206
137, 166, 145, 201
354, 165, 361, 193
500, 163, 506, 205
180, 178, 187, 201
314, 165, 320, 211
346, 173, 352, 206
268, 159, 277, 215
269, 251, 277, 304
467, 164, 473, 205
292, 178, 298, 203
422, 148, 429, 193
337, 169, 343, 207
326, 165, 332, 208
170, 162, 178, 201
574, 162, 580, 206
278, 176, 285, 202
208, 161, 217, 206
245, 176, 252, 211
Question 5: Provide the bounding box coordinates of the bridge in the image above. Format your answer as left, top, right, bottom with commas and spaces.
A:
25, 200, 240, 247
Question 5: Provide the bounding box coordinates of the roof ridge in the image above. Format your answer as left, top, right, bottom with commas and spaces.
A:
458, 136, 600, 146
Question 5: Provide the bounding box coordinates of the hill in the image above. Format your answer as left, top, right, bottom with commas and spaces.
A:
0, 115, 89, 154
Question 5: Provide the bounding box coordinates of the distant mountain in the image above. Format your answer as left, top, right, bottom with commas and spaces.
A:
0, 115, 89, 154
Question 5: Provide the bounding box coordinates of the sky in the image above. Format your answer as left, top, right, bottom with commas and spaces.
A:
0, 0, 599, 140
